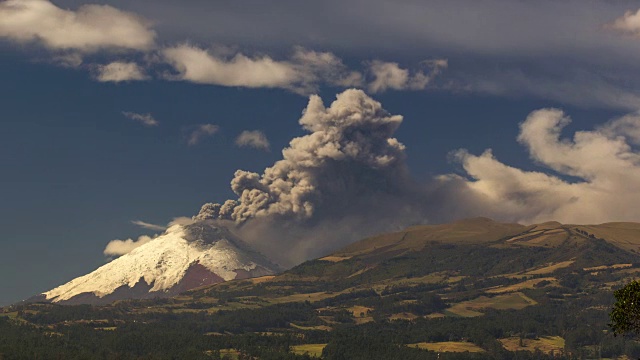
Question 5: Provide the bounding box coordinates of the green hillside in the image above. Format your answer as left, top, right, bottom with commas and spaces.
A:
4, 218, 640, 359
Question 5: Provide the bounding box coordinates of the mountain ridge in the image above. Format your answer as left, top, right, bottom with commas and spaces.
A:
32, 217, 640, 305
38, 222, 278, 305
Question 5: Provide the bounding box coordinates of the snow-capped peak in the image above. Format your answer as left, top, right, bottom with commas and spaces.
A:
43, 223, 277, 303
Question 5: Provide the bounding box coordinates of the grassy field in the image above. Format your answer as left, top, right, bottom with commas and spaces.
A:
408, 341, 485, 352
269, 291, 346, 304
515, 231, 568, 247
575, 223, 640, 252
347, 305, 373, 317
335, 217, 527, 256
525, 260, 574, 275
291, 344, 326, 357
447, 292, 537, 317
426, 312, 446, 319
0, 311, 17, 319
368, 272, 466, 294
319, 256, 352, 262
219, 349, 240, 359
444, 307, 484, 317
389, 312, 419, 321
290, 323, 332, 331
499, 336, 565, 355
353, 316, 375, 324
486, 277, 556, 294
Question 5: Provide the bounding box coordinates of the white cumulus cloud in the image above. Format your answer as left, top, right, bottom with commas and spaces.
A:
607, 8, 640, 37
104, 235, 153, 256
453, 108, 640, 224
162, 45, 363, 94
162, 44, 300, 89
235, 130, 270, 151
0, 0, 155, 52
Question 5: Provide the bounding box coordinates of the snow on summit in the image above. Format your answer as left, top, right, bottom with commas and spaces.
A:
43, 223, 277, 304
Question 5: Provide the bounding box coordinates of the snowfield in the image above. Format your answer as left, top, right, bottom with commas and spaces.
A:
44, 224, 275, 302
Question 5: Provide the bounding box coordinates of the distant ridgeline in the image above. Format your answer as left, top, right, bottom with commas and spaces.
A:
4, 217, 640, 359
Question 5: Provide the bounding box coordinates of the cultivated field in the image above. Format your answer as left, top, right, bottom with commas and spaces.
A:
447, 292, 537, 317
408, 341, 485, 353
291, 344, 326, 357
499, 336, 565, 355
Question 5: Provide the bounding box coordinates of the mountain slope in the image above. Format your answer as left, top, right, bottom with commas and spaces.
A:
333, 217, 529, 257
183, 217, 640, 308
41, 222, 278, 304
10, 218, 640, 359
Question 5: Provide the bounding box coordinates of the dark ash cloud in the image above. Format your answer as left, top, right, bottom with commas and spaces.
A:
194, 89, 452, 264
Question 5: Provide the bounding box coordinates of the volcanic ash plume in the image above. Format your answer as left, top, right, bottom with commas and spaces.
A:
196, 89, 412, 223
194, 89, 440, 264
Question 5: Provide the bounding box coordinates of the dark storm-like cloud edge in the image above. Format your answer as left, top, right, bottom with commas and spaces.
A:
6, 1, 640, 108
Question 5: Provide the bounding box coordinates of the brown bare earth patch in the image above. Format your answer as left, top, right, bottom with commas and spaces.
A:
319, 256, 352, 262
583, 263, 632, 272
250, 275, 275, 284
499, 336, 565, 355
408, 341, 485, 353
486, 277, 557, 294
389, 312, 419, 321
529, 221, 563, 231
506, 230, 544, 242
291, 344, 326, 357
347, 305, 374, 317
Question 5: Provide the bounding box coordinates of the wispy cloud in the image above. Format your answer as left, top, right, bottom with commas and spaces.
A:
606, 8, 640, 37
235, 130, 270, 151
131, 220, 167, 232
186, 124, 219, 146
122, 111, 159, 127
95, 62, 148, 82
367, 59, 447, 93
461, 66, 640, 111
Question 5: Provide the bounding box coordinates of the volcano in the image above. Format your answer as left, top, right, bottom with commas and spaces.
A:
38, 222, 279, 305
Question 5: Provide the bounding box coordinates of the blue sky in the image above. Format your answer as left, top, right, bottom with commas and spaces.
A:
2, 0, 640, 305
